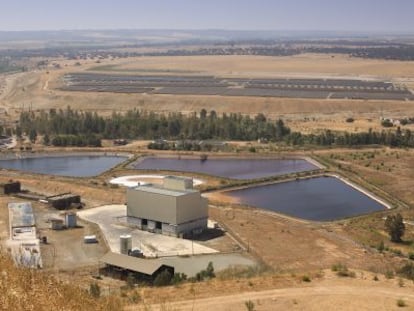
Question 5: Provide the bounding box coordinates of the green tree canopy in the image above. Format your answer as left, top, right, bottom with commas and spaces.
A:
385, 213, 405, 243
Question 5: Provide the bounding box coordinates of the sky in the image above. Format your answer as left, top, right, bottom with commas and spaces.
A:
0, 0, 413, 33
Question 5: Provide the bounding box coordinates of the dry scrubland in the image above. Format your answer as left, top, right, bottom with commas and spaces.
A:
315, 148, 414, 253
0, 147, 414, 310
1, 54, 414, 133
1, 54, 414, 309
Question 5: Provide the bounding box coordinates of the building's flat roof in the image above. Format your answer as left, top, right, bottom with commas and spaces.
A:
131, 184, 197, 197
100, 252, 172, 275
8, 202, 35, 228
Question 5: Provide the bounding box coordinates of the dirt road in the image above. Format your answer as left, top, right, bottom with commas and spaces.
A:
136, 281, 414, 311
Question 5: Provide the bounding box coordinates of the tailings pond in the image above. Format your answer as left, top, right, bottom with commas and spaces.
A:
226, 176, 386, 221
133, 157, 319, 179
0, 155, 127, 177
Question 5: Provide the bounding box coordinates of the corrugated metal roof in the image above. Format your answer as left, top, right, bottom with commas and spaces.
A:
132, 185, 197, 197
8, 202, 35, 228
100, 252, 171, 275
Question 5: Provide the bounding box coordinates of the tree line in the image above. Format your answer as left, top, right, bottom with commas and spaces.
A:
17, 107, 414, 148
18, 107, 290, 146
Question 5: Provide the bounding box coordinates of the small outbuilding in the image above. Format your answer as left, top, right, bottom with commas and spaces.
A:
0, 181, 21, 195
47, 193, 81, 210
100, 252, 174, 283
50, 218, 64, 230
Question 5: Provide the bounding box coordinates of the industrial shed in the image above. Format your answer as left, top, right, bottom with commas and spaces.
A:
100, 252, 174, 283
126, 176, 208, 237
0, 181, 21, 195
47, 193, 81, 210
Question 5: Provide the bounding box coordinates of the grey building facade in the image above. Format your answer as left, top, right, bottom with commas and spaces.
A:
126, 176, 208, 237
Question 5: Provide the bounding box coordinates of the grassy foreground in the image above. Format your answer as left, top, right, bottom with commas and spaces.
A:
0, 252, 122, 311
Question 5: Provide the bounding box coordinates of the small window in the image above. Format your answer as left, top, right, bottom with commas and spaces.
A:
156, 221, 162, 230
142, 219, 148, 226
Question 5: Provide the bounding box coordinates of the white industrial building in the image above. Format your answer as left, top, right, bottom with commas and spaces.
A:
126, 176, 208, 237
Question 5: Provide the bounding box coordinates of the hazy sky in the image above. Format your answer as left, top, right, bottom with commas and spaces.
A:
1, 0, 413, 32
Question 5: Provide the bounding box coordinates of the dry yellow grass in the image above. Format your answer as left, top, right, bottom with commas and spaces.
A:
91, 54, 414, 79
0, 252, 123, 311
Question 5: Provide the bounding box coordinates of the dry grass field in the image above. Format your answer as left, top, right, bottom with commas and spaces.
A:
1, 54, 414, 134
1, 53, 414, 310
88, 54, 414, 79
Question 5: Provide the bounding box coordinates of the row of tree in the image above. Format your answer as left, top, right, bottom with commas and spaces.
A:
17, 108, 414, 148
18, 107, 290, 142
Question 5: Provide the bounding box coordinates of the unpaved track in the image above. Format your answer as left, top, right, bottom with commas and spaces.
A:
138, 284, 414, 311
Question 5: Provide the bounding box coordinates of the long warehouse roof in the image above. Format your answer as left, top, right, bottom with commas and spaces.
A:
100, 252, 172, 275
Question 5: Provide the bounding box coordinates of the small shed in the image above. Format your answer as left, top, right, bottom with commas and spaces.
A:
64, 212, 77, 228
50, 218, 64, 230
47, 193, 81, 210
0, 181, 21, 195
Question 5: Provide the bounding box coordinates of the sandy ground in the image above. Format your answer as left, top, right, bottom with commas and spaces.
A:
142, 280, 414, 311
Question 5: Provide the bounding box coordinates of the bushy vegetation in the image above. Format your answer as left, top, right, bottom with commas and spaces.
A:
18, 107, 290, 145
17, 108, 414, 148
331, 263, 356, 278
193, 261, 216, 282
398, 262, 414, 280
385, 214, 405, 243
153, 270, 173, 287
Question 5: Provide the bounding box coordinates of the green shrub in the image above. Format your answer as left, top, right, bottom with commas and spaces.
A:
398, 262, 414, 280
331, 263, 355, 278
377, 241, 385, 253
89, 282, 101, 298
385, 270, 395, 279
397, 299, 407, 307
153, 270, 172, 287
301, 275, 311, 282
245, 300, 255, 311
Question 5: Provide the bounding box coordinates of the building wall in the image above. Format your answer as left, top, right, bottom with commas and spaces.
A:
176, 194, 208, 224
127, 186, 208, 236
127, 188, 177, 224
176, 218, 208, 236
163, 177, 193, 191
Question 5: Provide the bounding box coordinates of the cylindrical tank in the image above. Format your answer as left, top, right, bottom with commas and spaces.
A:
120, 234, 132, 255
65, 212, 77, 228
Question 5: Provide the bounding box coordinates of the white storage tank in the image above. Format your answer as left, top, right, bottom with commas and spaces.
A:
65, 212, 77, 228
120, 234, 132, 255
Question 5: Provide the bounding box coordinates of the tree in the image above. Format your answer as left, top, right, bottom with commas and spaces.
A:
385, 214, 405, 243
205, 261, 215, 278
153, 269, 172, 287
43, 133, 50, 145
15, 126, 22, 139
29, 128, 37, 143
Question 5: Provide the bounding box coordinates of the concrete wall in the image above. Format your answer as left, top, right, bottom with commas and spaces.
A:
127, 188, 177, 224
163, 177, 193, 191
176, 194, 208, 224
127, 186, 208, 236
176, 218, 208, 236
